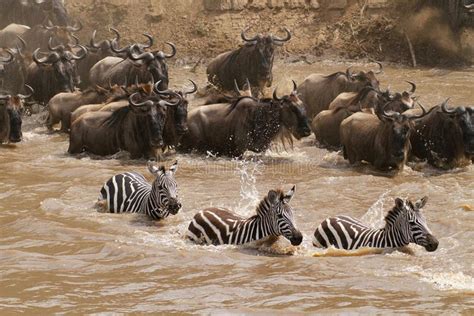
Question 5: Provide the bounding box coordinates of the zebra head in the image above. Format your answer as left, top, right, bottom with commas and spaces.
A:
148, 160, 181, 215
395, 196, 439, 252
264, 185, 303, 246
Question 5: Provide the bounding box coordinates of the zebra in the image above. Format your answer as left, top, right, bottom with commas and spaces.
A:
97, 160, 181, 220
186, 185, 303, 246
312, 196, 439, 252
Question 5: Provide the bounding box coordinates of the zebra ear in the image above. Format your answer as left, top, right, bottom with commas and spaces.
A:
267, 190, 279, 204
282, 185, 295, 203
395, 198, 405, 209
414, 196, 428, 210
169, 160, 178, 174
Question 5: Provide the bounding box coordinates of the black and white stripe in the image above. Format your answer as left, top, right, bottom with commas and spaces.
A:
313, 196, 439, 252
98, 161, 181, 220
187, 185, 303, 246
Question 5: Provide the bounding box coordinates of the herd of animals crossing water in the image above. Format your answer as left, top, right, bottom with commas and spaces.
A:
1, 1, 473, 259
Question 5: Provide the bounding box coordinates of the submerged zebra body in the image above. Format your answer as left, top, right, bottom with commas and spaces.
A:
187, 186, 303, 246
313, 196, 439, 252
98, 161, 181, 220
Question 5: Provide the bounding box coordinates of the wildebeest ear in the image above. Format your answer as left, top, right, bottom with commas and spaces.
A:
169, 160, 178, 174
395, 198, 405, 209
414, 196, 428, 210
147, 161, 160, 175
267, 190, 279, 204
282, 185, 295, 203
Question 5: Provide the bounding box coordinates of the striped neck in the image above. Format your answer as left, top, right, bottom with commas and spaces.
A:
365, 208, 411, 248
232, 215, 276, 245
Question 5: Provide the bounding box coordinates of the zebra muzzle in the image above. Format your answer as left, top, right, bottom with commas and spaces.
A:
289, 230, 303, 246
424, 234, 439, 252
168, 200, 182, 215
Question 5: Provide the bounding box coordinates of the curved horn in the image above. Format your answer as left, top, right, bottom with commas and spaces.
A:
153, 80, 173, 96
162, 42, 176, 58
130, 49, 154, 62
374, 61, 383, 74
68, 34, 80, 48
90, 30, 101, 49
406, 81, 416, 95
129, 92, 154, 107
406, 102, 429, 120
185, 79, 198, 96
0, 92, 11, 100
17, 84, 34, 99
33, 48, 52, 64
0, 49, 14, 64
464, 4, 474, 10
158, 94, 181, 107
109, 27, 120, 42
241, 26, 258, 42
440, 98, 457, 114
141, 33, 153, 49
345, 66, 353, 79
68, 45, 88, 60
273, 87, 282, 101
233, 79, 240, 95
48, 37, 63, 52
66, 20, 83, 32
43, 20, 56, 31
16, 35, 27, 52
291, 79, 297, 92
272, 27, 291, 42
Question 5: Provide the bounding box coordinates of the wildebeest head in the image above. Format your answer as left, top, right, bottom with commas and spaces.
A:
128, 41, 176, 91
0, 85, 33, 143
128, 92, 179, 148
440, 101, 474, 155
87, 30, 114, 57
33, 0, 69, 26
241, 27, 291, 87
376, 103, 429, 167
42, 19, 82, 47
32, 41, 86, 92
346, 62, 382, 91
263, 185, 303, 246
381, 81, 417, 113
0, 50, 14, 77
154, 79, 197, 135
148, 160, 181, 215
273, 80, 311, 139
390, 196, 438, 252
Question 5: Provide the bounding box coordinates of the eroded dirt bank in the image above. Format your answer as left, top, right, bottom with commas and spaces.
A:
65, 0, 474, 67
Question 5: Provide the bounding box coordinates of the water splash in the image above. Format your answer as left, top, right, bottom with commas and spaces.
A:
360, 190, 391, 228
234, 158, 262, 216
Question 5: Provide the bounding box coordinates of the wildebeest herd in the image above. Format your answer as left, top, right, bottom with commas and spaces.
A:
1, 0, 472, 254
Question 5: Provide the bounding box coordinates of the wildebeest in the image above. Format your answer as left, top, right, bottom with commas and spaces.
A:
0, 24, 30, 48
206, 27, 291, 95
75, 30, 117, 89
340, 104, 429, 171
0, 0, 70, 29
313, 84, 417, 149
297, 64, 382, 120
0, 85, 33, 143
0, 44, 29, 94
68, 92, 179, 159
89, 31, 175, 91
179, 81, 311, 157
26, 41, 86, 104
408, 100, 474, 168
46, 84, 129, 132
21, 20, 82, 53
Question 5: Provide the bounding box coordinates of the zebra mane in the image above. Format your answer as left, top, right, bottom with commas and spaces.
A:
255, 189, 284, 217
384, 203, 407, 226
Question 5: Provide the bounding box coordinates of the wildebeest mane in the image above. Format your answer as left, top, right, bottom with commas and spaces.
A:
323, 71, 347, 79
225, 95, 260, 115
101, 105, 130, 128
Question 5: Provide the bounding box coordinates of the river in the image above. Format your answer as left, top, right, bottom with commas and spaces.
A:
1, 60, 473, 314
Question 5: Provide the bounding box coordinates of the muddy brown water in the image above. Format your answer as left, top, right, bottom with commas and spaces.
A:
1, 61, 473, 314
